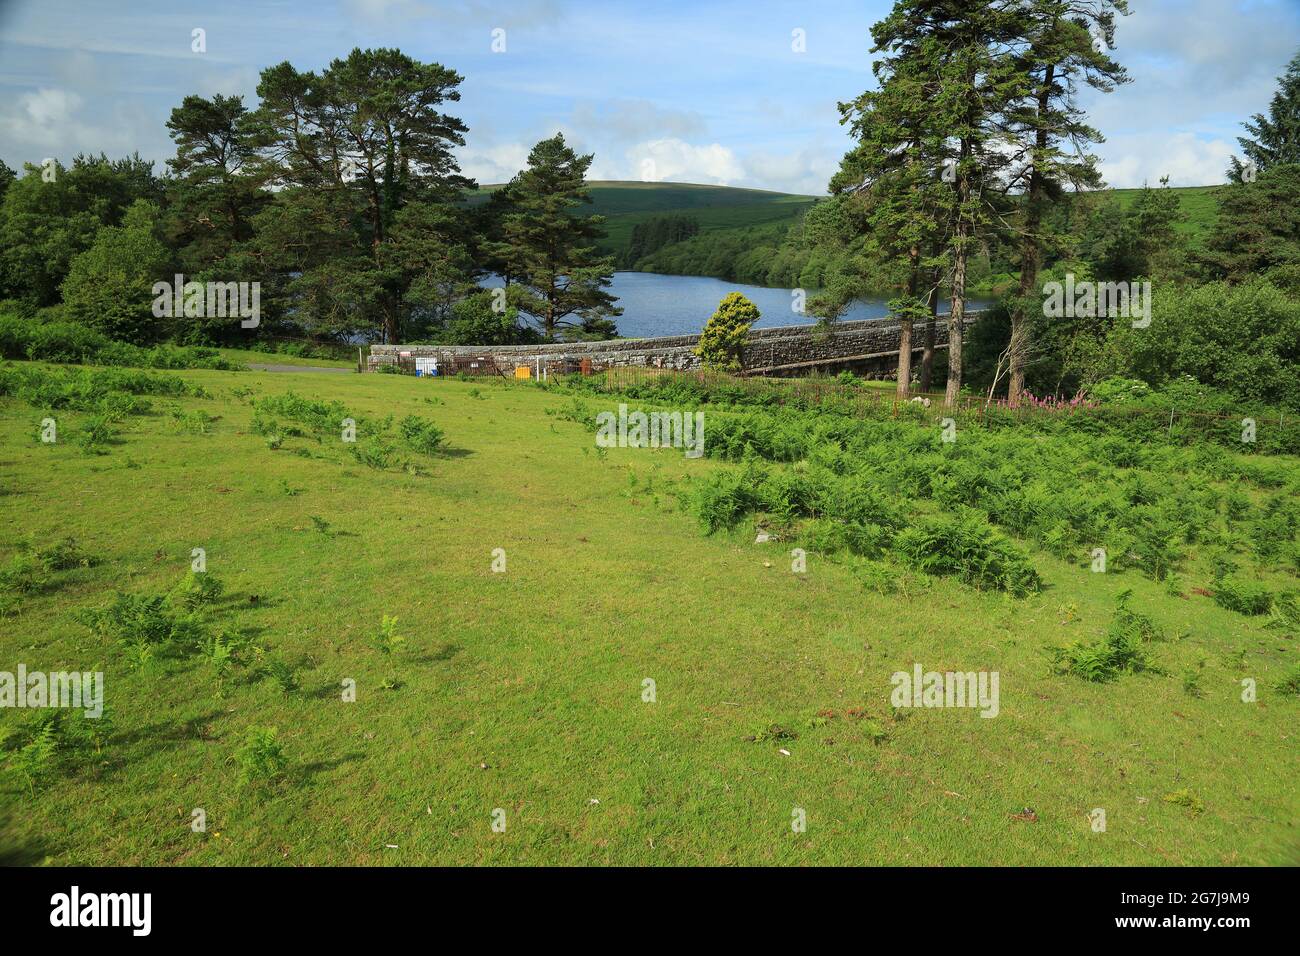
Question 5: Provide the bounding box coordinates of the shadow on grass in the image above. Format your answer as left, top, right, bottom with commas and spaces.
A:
410, 643, 462, 664
114, 709, 227, 752
0, 826, 49, 866
217, 593, 283, 612
307, 680, 351, 700
296, 751, 365, 786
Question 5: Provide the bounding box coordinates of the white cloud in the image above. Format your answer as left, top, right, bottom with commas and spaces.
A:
0, 85, 164, 164
742, 148, 836, 195
625, 138, 746, 185
455, 141, 532, 184
0, 87, 81, 148
20, 87, 79, 126
1099, 132, 1238, 188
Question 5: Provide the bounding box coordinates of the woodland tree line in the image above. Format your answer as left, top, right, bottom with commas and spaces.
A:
639, 2, 1300, 408
0, 49, 621, 349
1, 1, 1298, 409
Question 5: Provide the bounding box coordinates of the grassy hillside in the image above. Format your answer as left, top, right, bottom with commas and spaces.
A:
472, 180, 1224, 263
470, 180, 819, 255
1108, 184, 1224, 244
1, 362, 1296, 865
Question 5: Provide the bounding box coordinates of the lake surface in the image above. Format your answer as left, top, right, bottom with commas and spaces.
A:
596, 272, 991, 339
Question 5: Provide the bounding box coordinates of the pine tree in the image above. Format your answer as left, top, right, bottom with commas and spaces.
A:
1229, 50, 1300, 182
250, 48, 473, 342
1205, 164, 1300, 282
165, 93, 266, 268
870, 0, 1026, 405
492, 134, 621, 340
833, 44, 951, 397
1002, 1, 1130, 405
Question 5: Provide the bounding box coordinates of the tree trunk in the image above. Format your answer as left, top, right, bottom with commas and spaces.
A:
946, 242, 966, 407
1008, 64, 1054, 408
371, 181, 398, 344
383, 295, 399, 345
946, 146, 971, 407
920, 261, 939, 392
898, 247, 920, 398
897, 319, 913, 397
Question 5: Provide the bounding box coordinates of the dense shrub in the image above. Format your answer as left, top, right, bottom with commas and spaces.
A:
0, 363, 207, 411
0, 313, 242, 369
894, 512, 1042, 595
697, 292, 759, 372
437, 290, 541, 345
1107, 280, 1300, 410
60, 200, 170, 344
1052, 591, 1160, 682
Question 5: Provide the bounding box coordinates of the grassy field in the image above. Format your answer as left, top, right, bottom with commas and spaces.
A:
1, 364, 1295, 865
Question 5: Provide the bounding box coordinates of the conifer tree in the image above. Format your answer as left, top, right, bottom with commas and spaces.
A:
1229, 49, 1300, 182
1002, 1, 1130, 404
492, 134, 621, 340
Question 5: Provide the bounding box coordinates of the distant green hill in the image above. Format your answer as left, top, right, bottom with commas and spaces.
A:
1108, 183, 1223, 243
472, 179, 1221, 257
470, 180, 1224, 286
469, 180, 819, 255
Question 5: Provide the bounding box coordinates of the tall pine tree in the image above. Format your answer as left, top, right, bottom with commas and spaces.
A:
165, 93, 267, 274
492, 134, 621, 340
833, 47, 950, 398
1002, 1, 1129, 405
1229, 49, 1300, 181
249, 48, 474, 342
869, 0, 1024, 405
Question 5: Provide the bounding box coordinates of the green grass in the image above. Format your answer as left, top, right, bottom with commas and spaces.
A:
216, 348, 357, 369
1109, 184, 1223, 244
0, 363, 1295, 865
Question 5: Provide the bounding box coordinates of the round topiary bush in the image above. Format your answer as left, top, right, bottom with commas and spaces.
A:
697, 292, 760, 372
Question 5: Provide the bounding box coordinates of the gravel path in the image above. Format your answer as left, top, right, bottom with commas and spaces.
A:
247, 363, 355, 374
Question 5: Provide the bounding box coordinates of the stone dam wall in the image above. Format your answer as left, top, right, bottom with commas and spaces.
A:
367, 312, 982, 377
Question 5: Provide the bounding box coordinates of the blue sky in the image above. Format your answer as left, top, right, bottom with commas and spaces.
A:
1, 0, 1298, 193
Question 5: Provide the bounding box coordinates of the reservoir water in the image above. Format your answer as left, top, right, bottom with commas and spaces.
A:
590, 272, 992, 339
